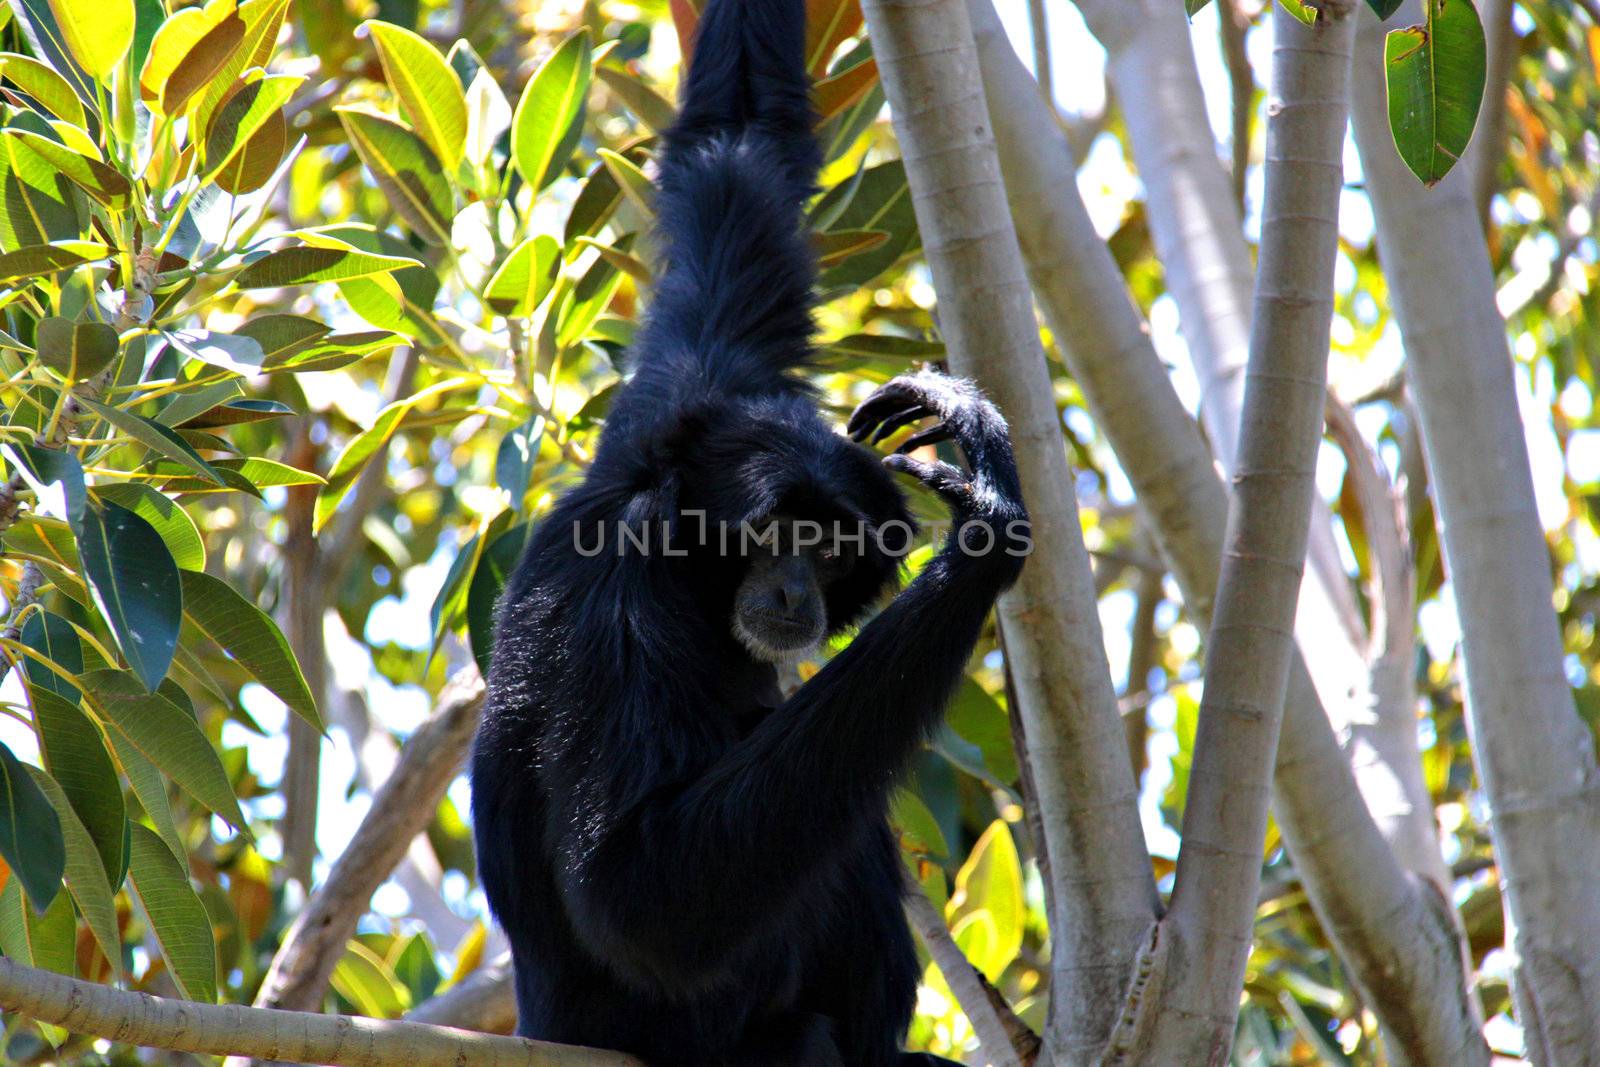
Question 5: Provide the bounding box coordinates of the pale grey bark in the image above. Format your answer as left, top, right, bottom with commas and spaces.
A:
0, 956, 634, 1066
1351, 5, 1600, 1061
904, 892, 1031, 1067
1122, 6, 1358, 1056
1072, 0, 1374, 740
968, 2, 1485, 1062
856, 0, 1158, 1055
405, 954, 518, 1035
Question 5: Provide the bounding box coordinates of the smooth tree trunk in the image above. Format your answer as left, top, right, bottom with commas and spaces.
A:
966, 2, 1488, 1061
1351, 5, 1600, 1061
856, 0, 1159, 1056
1115, 6, 1359, 1058
1071, 0, 1375, 749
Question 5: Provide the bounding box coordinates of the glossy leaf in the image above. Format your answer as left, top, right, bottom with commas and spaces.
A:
31, 686, 125, 886
126, 822, 218, 1002
5, 443, 86, 529
180, 569, 320, 730
139, 2, 230, 109
236, 245, 422, 288
80, 670, 246, 832
465, 522, 527, 678
366, 20, 466, 169
315, 378, 469, 531
0, 52, 87, 125
0, 872, 73, 966
0, 136, 86, 248
214, 104, 286, 194
2, 130, 130, 207
337, 107, 454, 246
0, 740, 64, 911
946, 820, 1023, 982
814, 162, 917, 289
483, 235, 560, 317
76, 502, 182, 691
0, 241, 108, 283
596, 147, 653, 216
1368, 0, 1404, 16
27, 768, 119, 969
35, 317, 120, 381
19, 610, 83, 702
77, 396, 226, 486
191, 0, 292, 135
511, 29, 591, 191
160, 11, 245, 116
94, 483, 205, 570
107, 733, 185, 866
165, 328, 267, 375
594, 65, 675, 133
1385, 0, 1486, 185
202, 73, 302, 175
46, 0, 134, 78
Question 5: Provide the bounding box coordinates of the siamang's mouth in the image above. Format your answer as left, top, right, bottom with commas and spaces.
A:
732, 610, 823, 661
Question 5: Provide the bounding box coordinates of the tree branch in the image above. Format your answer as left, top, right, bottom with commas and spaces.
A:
904, 892, 1035, 1067
1351, 4, 1600, 1059
966, 3, 1487, 1061
404, 954, 517, 1035
0, 956, 635, 1066
252, 669, 486, 1018
857, 0, 1160, 1054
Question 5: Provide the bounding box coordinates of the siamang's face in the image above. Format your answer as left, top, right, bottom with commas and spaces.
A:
731, 515, 856, 663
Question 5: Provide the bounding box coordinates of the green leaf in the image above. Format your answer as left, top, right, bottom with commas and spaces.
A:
822, 333, 944, 361
1277, 0, 1319, 24
8, 0, 97, 108
176, 398, 294, 428
28, 767, 119, 969
0, 52, 87, 126
1385, 0, 1486, 185
0, 134, 86, 248
945, 678, 1020, 785
511, 28, 591, 191
35, 316, 119, 381
126, 822, 217, 1002
462, 63, 511, 170
77, 501, 182, 691
314, 377, 468, 531
813, 228, 888, 270
890, 788, 948, 859
1367, 0, 1403, 17
19, 610, 83, 702
337, 106, 454, 246
190, 0, 292, 136
106, 732, 184, 867
165, 328, 267, 375
0, 740, 65, 910
201, 72, 301, 175
235, 244, 423, 288
5, 443, 86, 529
947, 820, 1023, 982
213, 104, 286, 194
595, 147, 653, 216
139, 2, 226, 109
494, 418, 543, 510
46, 0, 133, 78
0, 241, 107, 283
594, 65, 675, 133
31, 685, 125, 887
330, 939, 410, 1017
233, 314, 329, 363
556, 235, 632, 349
159, 10, 245, 116
365, 20, 466, 170
1, 130, 130, 207
3, 516, 86, 605
483, 234, 559, 317
80, 669, 246, 832
1185, 0, 1213, 15
94, 483, 204, 570
77, 396, 226, 486
466, 521, 527, 677
179, 569, 320, 731
814, 162, 918, 289
0, 872, 73, 968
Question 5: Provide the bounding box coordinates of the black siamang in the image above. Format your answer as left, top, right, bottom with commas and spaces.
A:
469, 0, 1029, 1062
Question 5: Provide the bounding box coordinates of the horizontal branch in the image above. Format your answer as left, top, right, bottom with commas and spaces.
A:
0, 956, 638, 1067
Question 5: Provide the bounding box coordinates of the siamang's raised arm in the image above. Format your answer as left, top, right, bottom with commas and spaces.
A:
627, 0, 823, 399
557, 376, 1029, 983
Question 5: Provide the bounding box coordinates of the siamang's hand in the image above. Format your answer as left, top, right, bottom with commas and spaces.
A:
847, 371, 1026, 530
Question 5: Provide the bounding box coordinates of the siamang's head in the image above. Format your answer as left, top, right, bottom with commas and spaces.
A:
731, 514, 862, 662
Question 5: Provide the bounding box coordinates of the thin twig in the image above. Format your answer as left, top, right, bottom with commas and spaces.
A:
904, 891, 1035, 1067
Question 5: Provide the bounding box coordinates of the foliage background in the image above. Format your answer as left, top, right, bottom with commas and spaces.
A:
0, 0, 1591, 1062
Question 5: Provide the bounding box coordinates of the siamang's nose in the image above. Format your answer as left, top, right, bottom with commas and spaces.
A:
777, 579, 805, 612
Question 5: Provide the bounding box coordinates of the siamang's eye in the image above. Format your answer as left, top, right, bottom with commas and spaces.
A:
819, 546, 837, 562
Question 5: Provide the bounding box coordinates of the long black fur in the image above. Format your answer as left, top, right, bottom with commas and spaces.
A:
470, 2, 1027, 1063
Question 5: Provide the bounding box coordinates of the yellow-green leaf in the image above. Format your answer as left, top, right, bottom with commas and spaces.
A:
511, 29, 591, 191
127, 822, 217, 1002
46, 0, 134, 79
2, 130, 131, 208
28, 767, 119, 971
180, 569, 320, 731
594, 65, 675, 133
596, 146, 653, 217
365, 20, 466, 170
0, 51, 86, 125
336, 107, 454, 246
945, 820, 1023, 982
201, 72, 302, 175
139, 2, 228, 108
236, 244, 422, 288
35, 316, 119, 380
160, 10, 245, 116
483, 234, 559, 317
0, 241, 108, 283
